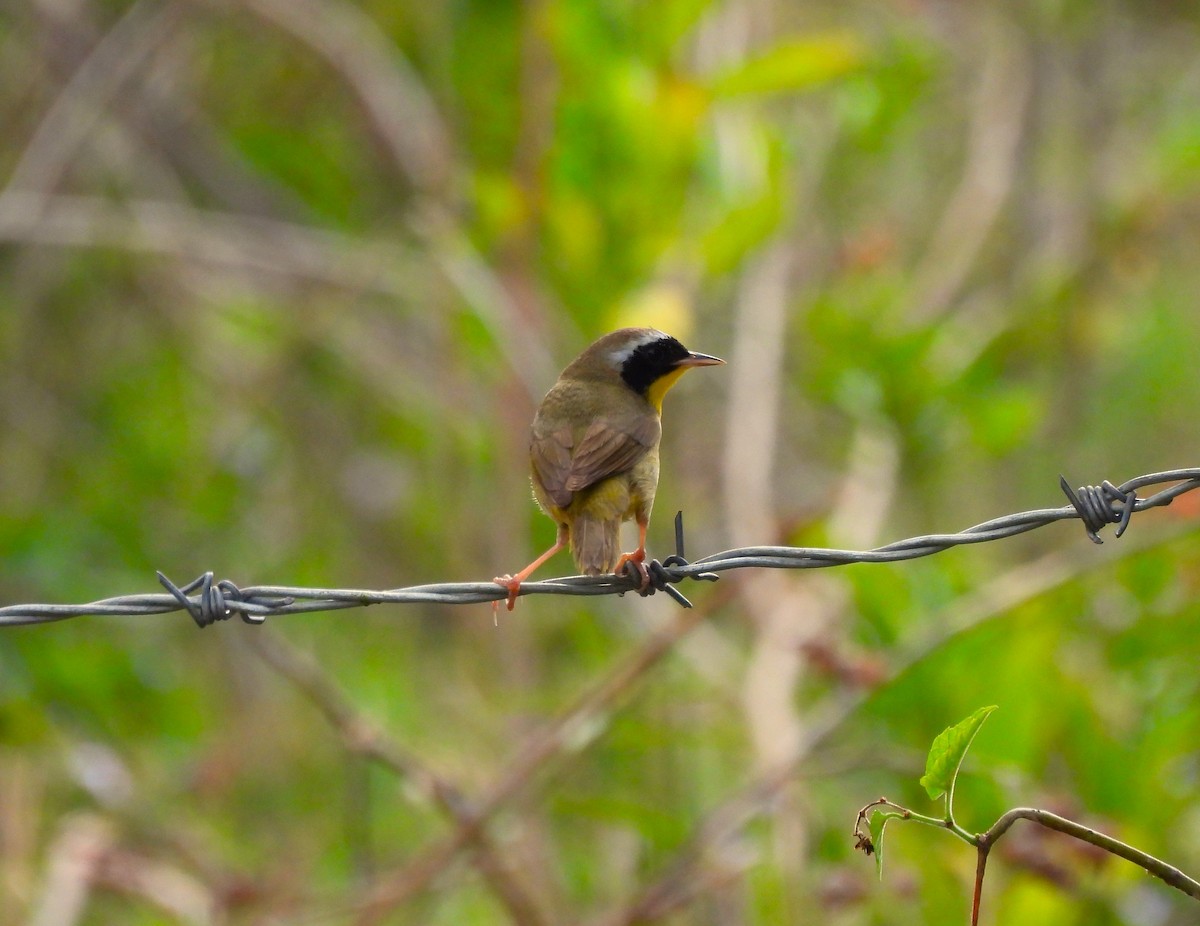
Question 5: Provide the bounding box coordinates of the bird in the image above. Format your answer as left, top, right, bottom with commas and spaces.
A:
494, 327, 724, 610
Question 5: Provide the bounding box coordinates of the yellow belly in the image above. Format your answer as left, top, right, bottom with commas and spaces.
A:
532, 452, 660, 575
535, 450, 659, 525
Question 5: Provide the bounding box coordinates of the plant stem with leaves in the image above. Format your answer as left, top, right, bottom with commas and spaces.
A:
855, 706, 1200, 925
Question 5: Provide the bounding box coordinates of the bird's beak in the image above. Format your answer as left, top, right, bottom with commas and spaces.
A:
676, 350, 725, 368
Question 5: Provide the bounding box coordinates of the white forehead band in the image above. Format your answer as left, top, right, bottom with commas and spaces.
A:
607, 330, 669, 366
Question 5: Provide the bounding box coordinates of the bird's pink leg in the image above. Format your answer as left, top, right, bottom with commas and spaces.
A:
614, 517, 651, 593
493, 524, 568, 612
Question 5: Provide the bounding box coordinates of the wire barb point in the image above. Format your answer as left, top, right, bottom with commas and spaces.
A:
1059, 476, 1137, 544
621, 511, 720, 609
156, 571, 291, 628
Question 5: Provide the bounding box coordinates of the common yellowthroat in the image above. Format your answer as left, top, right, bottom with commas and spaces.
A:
494, 328, 724, 610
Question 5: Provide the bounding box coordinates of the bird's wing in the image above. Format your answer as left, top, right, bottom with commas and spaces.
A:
564, 416, 660, 491
531, 426, 576, 509
532, 416, 659, 509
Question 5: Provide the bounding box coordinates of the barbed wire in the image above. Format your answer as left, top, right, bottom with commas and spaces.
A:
2, 469, 1197, 629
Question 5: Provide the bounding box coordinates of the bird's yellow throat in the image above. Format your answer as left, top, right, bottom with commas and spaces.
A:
646, 366, 690, 412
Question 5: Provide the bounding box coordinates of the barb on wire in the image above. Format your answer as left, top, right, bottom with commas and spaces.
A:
155, 571, 294, 628
1058, 477, 1136, 543
1, 469, 1197, 629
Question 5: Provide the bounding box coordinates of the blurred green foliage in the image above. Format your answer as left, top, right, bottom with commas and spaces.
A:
2, 0, 1200, 923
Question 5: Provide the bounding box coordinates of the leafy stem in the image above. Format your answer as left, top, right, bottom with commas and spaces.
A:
854, 706, 1200, 924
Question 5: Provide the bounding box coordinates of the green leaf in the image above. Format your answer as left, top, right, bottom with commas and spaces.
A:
868, 810, 890, 880
920, 705, 997, 803
709, 33, 865, 99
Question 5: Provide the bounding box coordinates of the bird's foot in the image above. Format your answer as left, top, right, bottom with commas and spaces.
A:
492, 574, 521, 613
491, 538, 566, 615
614, 548, 651, 596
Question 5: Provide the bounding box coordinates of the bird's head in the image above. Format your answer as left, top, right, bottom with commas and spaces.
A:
566, 328, 725, 412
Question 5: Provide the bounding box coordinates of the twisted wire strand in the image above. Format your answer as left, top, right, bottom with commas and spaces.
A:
2, 469, 1197, 628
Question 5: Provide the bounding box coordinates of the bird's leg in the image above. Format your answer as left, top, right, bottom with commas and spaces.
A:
614, 517, 651, 595
493, 524, 568, 612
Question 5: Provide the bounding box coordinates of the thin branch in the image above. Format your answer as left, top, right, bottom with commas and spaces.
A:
905, 13, 1030, 326
979, 807, 1200, 902
33, 1, 305, 216
213, 0, 452, 196
0, 189, 552, 400
201, 0, 556, 396
93, 848, 216, 926
8, 0, 186, 194
246, 629, 553, 926
355, 591, 732, 921
0, 192, 429, 300
26, 814, 116, 926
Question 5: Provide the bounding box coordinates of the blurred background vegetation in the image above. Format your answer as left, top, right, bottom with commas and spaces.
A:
2, 0, 1200, 923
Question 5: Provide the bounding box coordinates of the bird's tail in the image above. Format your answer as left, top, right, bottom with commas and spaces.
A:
570, 514, 619, 576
